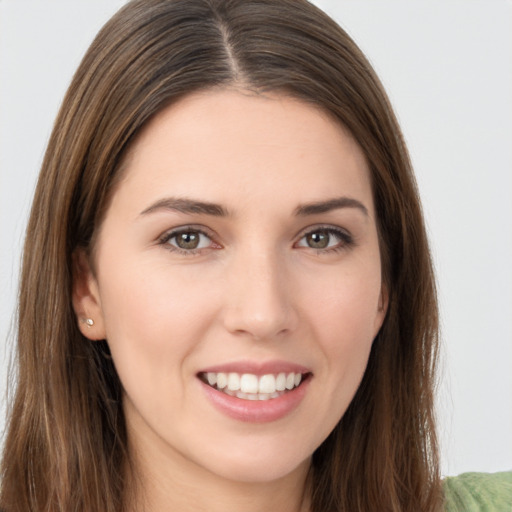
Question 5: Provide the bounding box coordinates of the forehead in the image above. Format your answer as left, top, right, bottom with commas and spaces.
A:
113, 89, 374, 217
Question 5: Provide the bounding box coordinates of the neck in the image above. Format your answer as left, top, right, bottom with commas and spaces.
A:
131, 464, 311, 512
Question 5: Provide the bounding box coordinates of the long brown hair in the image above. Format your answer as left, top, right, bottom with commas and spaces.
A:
1, 1, 442, 510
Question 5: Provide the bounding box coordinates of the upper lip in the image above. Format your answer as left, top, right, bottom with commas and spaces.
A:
197, 360, 311, 376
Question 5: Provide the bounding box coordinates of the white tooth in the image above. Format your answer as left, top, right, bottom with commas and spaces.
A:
259, 374, 276, 394
227, 373, 240, 391
247, 394, 258, 400
258, 393, 270, 400
207, 373, 217, 386
236, 391, 248, 399
294, 373, 302, 387
224, 388, 235, 396
285, 373, 295, 390
270, 392, 280, 399
276, 372, 286, 391
217, 372, 228, 389
240, 373, 259, 393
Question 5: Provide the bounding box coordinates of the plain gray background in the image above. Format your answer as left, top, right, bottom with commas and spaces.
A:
1, 0, 511, 477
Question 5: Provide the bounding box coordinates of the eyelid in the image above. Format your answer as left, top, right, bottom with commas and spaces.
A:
294, 223, 351, 239
294, 224, 354, 251
156, 223, 354, 255
158, 224, 213, 241
158, 225, 221, 254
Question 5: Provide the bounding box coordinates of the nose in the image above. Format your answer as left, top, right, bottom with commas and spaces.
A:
222, 248, 298, 341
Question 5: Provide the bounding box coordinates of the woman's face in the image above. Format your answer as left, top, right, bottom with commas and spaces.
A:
75, 90, 387, 485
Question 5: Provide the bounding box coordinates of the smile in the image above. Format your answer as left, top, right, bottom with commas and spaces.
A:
199, 372, 306, 401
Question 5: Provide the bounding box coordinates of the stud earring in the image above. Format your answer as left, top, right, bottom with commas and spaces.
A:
81, 318, 94, 327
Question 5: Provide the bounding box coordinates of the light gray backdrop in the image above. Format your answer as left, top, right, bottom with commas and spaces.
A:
1, 0, 511, 477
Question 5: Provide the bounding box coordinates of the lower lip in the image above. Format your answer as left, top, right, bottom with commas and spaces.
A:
199, 377, 310, 423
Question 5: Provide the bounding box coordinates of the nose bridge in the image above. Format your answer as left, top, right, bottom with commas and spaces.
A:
223, 242, 296, 340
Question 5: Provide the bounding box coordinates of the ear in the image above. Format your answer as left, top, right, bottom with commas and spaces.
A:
72, 249, 106, 341
373, 283, 389, 338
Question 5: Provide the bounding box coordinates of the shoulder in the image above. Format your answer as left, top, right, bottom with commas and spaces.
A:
443, 471, 512, 512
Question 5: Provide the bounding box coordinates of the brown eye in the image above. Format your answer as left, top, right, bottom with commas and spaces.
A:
165, 230, 212, 252
296, 227, 353, 252
175, 232, 201, 249
305, 230, 330, 249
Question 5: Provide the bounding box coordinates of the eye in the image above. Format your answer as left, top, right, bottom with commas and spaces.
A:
160, 228, 216, 253
296, 227, 353, 252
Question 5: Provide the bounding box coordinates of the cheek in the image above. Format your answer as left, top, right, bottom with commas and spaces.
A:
96, 259, 219, 389
101, 256, 213, 331
308, 263, 383, 342
303, 267, 382, 408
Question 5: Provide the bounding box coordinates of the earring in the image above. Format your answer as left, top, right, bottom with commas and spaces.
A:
81, 318, 94, 327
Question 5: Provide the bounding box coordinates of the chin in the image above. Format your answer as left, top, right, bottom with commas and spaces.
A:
194, 441, 312, 484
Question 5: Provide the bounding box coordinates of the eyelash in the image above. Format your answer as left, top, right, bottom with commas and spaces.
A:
158, 227, 217, 256
158, 225, 354, 256
295, 226, 354, 254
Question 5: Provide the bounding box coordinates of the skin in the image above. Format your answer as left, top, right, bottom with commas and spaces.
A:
74, 89, 388, 512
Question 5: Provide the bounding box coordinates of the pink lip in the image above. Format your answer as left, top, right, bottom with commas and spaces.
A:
197, 361, 312, 423
198, 360, 310, 376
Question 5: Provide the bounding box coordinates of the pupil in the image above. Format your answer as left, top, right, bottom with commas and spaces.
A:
177, 232, 199, 249
308, 231, 329, 248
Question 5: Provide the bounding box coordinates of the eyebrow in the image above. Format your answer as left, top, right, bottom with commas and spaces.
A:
140, 197, 229, 217
294, 197, 368, 217
139, 195, 368, 218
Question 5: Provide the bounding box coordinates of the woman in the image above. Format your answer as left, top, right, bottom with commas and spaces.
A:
1, 0, 509, 511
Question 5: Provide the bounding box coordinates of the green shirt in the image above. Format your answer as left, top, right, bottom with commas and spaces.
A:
443, 471, 512, 511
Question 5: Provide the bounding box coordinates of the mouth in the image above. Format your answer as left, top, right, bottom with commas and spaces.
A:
198, 371, 310, 401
